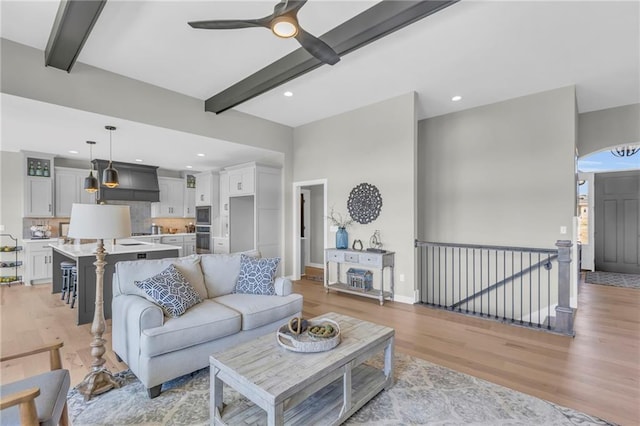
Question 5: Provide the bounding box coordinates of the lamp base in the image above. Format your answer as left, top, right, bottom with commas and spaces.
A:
76, 368, 120, 401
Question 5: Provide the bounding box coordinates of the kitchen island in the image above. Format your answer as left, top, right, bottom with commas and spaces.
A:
51, 240, 180, 325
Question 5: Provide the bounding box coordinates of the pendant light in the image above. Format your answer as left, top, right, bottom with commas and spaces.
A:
103, 125, 119, 188
83, 141, 99, 193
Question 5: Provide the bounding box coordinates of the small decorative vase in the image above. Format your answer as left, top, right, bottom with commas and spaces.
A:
336, 227, 348, 249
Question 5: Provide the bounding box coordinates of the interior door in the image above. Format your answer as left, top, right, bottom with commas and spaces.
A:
595, 170, 640, 274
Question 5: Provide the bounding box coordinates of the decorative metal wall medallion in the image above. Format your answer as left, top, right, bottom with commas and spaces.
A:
347, 183, 382, 224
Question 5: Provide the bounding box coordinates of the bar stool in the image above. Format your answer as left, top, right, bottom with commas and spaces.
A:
60, 261, 76, 303
70, 266, 78, 309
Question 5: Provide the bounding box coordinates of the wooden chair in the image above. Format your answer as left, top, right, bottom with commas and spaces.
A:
0, 342, 70, 426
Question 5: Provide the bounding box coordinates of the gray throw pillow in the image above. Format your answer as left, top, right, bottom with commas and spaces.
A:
234, 254, 280, 295
135, 264, 202, 318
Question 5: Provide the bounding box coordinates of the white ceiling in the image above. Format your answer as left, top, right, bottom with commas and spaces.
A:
1, 0, 639, 171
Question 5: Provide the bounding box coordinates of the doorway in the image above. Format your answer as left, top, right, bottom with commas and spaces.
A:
594, 170, 640, 274
293, 179, 327, 281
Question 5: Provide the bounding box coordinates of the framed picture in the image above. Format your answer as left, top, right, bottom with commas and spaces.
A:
59, 222, 70, 238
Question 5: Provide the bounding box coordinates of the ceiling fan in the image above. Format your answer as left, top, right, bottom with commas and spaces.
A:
188, 0, 340, 65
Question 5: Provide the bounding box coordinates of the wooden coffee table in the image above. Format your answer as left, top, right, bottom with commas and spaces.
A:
209, 312, 395, 425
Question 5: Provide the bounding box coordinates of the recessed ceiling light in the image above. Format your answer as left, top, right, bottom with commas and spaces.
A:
186, 165, 193, 169
197, 153, 205, 157
284, 91, 293, 97
135, 159, 143, 162
451, 95, 462, 102
68, 150, 79, 154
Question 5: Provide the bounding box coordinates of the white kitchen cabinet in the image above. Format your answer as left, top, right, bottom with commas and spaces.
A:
161, 235, 184, 256
224, 163, 281, 259
24, 153, 55, 218
213, 237, 229, 254
227, 166, 255, 196
195, 172, 211, 206
184, 186, 195, 218
152, 177, 184, 218
24, 240, 53, 285
55, 167, 96, 217
25, 177, 53, 217
195, 171, 219, 208
219, 171, 229, 237
184, 235, 196, 256
219, 171, 229, 215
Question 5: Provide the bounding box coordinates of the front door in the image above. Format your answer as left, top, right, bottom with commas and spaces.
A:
595, 170, 640, 273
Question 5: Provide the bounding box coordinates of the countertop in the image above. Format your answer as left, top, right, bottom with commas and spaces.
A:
50, 239, 181, 258
22, 233, 195, 243
136, 233, 195, 238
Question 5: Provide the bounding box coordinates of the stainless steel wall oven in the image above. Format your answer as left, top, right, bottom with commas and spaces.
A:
195, 226, 211, 254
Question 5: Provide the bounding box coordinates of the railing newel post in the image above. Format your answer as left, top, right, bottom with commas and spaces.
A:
554, 240, 575, 336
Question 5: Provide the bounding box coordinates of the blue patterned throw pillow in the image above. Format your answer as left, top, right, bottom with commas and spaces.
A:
135, 264, 202, 318
234, 254, 280, 295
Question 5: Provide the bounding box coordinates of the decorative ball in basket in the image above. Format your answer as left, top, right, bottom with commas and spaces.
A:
277, 317, 341, 353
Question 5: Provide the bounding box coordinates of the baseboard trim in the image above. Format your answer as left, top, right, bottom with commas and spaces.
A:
306, 263, 324, 269
393, 294, 416, 304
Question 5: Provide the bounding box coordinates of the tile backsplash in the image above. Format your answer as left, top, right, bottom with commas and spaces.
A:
22, 218, 67, 239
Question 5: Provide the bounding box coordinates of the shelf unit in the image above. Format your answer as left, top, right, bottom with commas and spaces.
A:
0, 234, 23, 286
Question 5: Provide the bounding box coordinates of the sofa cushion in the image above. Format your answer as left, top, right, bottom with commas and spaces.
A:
200, 250, 260, 298
135, 264, 203, 318
234, 255, 280, 295
115, 255, 208, 300
140, 300, 241, 357
214, 293, 303, 331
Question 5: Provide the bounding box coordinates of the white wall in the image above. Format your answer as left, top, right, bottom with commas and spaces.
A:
578, 103, 640, 156
418, 86, 577, 249
0, 151, 24, 244
293, 93, 418, 301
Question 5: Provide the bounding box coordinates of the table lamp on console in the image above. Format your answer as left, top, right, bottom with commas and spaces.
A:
68, 203, 131, 400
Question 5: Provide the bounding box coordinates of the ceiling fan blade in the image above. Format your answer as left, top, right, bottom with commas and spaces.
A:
188, 19, 268, 30
295, 27, 340, 65
274, 0, 308, 16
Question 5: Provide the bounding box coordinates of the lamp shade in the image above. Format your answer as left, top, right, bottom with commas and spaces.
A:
68, 204, 131, 239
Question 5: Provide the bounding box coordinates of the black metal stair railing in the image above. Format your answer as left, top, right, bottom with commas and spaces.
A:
415, 240, 559, 330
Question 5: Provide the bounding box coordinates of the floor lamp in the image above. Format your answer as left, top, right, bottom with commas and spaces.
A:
68, 203, 131, 400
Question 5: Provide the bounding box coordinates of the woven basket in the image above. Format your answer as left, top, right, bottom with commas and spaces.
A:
276, 318, 341, 353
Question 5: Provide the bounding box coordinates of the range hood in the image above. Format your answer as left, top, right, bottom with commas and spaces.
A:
92, 160, 160, 202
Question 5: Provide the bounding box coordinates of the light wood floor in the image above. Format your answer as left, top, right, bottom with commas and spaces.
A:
1, 278, 638, 425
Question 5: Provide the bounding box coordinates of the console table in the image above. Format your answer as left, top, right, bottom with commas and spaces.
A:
325, 248, 395, 305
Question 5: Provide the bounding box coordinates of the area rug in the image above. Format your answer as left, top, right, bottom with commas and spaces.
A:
67, 352, 614, 426
585, 271, 640, 289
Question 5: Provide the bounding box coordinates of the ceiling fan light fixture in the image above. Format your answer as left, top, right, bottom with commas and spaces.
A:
103, 125, 120, 188
271, 16, 298, 38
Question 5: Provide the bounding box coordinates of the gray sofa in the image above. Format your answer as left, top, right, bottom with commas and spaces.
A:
112, 251, 303, 398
